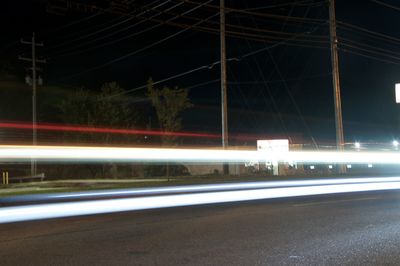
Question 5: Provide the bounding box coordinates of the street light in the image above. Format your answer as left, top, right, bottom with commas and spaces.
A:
393, 140, 399, 149
355, 142, 361, 149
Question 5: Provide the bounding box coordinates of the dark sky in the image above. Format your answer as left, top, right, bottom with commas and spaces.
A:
1, 0, 400, 145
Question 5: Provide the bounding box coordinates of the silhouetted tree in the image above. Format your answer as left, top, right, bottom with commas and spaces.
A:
146, 78, 192, 146
59, 82, 141, 178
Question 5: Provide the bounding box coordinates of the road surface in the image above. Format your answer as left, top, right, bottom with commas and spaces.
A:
1, 190, 400, 265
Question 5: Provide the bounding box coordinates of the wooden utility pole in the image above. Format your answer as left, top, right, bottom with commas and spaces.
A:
19, 32, 45, 176
220, 0, 229, 175
329, 0, 345, 173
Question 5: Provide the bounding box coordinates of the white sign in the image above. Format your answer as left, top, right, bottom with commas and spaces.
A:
396, 83, 400, 103
257, 139, 289, 176
257, 139, 289, 152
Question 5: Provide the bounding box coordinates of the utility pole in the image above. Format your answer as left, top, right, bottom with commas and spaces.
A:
19, 32, 45, 176
220, 0, 229, 175
328, 0, 345, 173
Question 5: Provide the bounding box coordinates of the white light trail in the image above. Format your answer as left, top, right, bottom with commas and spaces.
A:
1, 145, 400, 164
2, 181, 400, 223
4, 176, 400, 202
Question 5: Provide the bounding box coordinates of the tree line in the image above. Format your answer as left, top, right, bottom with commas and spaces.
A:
0, 72, 193, 178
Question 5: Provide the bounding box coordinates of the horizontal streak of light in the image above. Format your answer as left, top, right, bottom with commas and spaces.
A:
4, 176, 400, 202
1, 181, 400, 223
0, 122, 270, 141
1, 145, 400, 164
0, 122, 219, 138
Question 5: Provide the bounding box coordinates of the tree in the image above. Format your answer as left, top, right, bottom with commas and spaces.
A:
59, 82, 141, 178
59, 81, 140, 144
146, 78, 192, 145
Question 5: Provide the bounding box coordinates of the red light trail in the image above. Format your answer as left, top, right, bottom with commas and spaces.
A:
0, 122, 220, 139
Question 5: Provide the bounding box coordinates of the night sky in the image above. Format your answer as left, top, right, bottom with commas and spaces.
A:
1, 0, 400, 146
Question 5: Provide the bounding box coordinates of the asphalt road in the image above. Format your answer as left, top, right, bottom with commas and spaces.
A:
1, 190, 400, 265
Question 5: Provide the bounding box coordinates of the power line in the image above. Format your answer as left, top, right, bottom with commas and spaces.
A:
100, 62, 221, 100
56, 2, 217, 82
337, 20, 400, 45
52, 1, 328, 58
45, 1, 159, 43
239, 0, 320, 147
119, 18, 329, 46
49, 0, 329, 91
44, 0, 143, 40
179, 0, 328, 23
228, 73, 332, 84
243, 0, 327, 11
99, 25, 329, 100
339, 47, 400, 66
51, 1, 185, 57
370, 0, 400, 12
148, 5, 329, 39
45, 0, 329, 60
54, 0, 237, 58
339, 38, 400, 56
186, 79, 220, 90
47, 0, 170, 51
340, 41, 400, 62
45, 9, 107, 36
45, 0, 328, 56
227, 66, 261, 133
231, 0, 296, 141
339, 36, 400, 57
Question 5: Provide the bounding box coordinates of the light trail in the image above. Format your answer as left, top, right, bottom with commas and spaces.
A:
2, 181, 400, 223
0, 145, 400, 164
0, 121, 271, 141
0, 122, 219, 139
4, 176, 400, 203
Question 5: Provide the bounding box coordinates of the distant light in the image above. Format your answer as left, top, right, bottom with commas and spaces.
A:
328, 165, 333, 169
310, 165, 315, 170
355, 142, 361, 149
393, 140, 399, 148
368, 164, 373, 168
396, 83, 400, 103
347, 164, 352, 169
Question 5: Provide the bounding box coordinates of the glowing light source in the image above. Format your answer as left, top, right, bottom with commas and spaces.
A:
393, 140, 399, 148
355, 142, 361, 149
